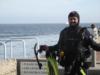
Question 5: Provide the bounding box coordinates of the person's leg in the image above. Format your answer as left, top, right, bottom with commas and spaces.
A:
69, 61, 86, 75
64, 67, 71, 75
69, 64, 80, 75
64, 63, 77, 75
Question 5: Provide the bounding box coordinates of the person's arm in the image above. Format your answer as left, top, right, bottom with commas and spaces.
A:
39, 28, 66, 52
84, 29, 100, 51
48, 30, 64, 51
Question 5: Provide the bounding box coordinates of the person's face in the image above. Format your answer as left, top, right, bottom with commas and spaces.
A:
91, 25, 95, 29
68, 16, 79, 26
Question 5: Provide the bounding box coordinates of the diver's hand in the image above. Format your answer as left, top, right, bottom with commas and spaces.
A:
39, 45, 49, 52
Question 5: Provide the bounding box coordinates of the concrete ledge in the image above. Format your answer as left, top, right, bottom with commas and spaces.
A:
88, 67, 100, 75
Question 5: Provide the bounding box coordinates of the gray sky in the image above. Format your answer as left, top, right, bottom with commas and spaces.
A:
0, 0, 100, 24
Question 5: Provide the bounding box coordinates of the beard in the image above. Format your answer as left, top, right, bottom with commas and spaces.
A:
69, 22, 79, 27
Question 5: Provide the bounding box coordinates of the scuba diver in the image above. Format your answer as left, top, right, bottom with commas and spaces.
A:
39, 11, 100, 75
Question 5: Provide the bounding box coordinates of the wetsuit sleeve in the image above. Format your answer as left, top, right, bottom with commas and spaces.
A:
84, 29, 100, 51
48, 30, 64, 51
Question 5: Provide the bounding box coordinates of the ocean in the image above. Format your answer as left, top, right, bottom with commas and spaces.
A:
0, 23, 100, 37
0, 23, 100, 59
0, 24, 66, 38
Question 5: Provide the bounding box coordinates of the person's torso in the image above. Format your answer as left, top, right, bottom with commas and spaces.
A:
61, 26, 83, 56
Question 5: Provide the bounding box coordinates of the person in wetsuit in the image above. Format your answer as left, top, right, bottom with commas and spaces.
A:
39, 11, 100, 75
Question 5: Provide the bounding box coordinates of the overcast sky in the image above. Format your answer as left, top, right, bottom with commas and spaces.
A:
0, 0, 100, 24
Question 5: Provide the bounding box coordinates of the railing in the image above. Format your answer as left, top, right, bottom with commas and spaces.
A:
0, 37, 39, 59
0, 41, 7, 59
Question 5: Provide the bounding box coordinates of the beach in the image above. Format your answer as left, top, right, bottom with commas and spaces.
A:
0, 59, 16, 75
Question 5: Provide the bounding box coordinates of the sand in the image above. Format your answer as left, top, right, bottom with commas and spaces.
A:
0, 59, 16, 75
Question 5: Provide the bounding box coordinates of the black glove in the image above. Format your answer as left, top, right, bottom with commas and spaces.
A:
39, 45, 49, 51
